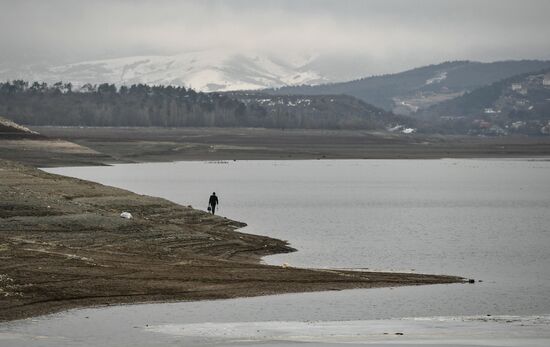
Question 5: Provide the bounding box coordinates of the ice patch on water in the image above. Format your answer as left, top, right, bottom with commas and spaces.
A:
145, 315, 550, 346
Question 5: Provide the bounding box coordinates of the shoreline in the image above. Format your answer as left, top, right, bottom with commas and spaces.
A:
9, 126, 550, 167
0, 158, 463, 322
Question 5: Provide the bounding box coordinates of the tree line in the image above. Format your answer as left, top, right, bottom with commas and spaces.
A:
0, 81, 252, 127
0, 81, 393, 130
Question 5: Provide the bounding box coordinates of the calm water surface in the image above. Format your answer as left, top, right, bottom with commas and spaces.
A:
2, 159, 549, 346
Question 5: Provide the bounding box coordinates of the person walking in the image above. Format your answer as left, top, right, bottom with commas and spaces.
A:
208, 192, 219, 215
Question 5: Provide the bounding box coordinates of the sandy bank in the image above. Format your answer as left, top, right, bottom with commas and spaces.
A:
0, 159, 463, 321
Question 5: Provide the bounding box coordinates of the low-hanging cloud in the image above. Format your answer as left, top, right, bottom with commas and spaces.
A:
1, 0, 549, 75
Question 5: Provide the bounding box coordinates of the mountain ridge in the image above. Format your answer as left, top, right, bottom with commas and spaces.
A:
267, 60, 550, 114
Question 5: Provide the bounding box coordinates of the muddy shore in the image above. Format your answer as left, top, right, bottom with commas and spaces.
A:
28, 126, 550, 165
0, 159, 463, 321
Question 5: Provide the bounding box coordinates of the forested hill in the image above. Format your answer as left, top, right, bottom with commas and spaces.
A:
417, 69, 550, 135
226, 92, 412, 129
267, 60, 550, 115
0, 81, 403, 130
0, 81, 248, 127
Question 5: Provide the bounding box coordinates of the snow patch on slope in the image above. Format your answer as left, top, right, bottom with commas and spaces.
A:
426, 71, 448, 85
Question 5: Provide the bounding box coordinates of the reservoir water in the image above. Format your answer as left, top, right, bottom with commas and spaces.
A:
2, 159, 550, 346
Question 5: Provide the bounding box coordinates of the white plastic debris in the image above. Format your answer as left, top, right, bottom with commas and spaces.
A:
120, 212, 133, 219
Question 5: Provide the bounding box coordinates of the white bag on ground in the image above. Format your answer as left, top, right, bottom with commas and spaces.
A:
120, 211, 133, 219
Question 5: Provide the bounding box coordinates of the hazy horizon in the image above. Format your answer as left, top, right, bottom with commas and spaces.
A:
1, 0, 550, 79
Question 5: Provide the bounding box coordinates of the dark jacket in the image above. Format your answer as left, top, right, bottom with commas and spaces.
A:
209, 194, 218, 206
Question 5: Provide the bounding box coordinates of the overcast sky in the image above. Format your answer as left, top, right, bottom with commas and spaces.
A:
1, 0, 550, 75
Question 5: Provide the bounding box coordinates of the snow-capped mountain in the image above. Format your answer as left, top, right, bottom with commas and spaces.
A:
1, 50, 333, 92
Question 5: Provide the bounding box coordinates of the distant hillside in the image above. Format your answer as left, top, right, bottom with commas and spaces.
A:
267, 60, 550, 115
417, 69, 550, 135
226, 92, 412, 130
0, 81, 404, 131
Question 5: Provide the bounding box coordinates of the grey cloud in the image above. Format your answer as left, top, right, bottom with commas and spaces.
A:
1, 0, 549, 75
